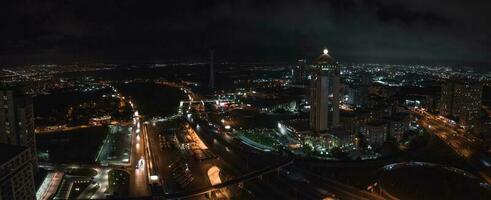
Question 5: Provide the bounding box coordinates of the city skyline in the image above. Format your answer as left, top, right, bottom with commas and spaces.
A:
1, 48, 491, 199
1, 1, 491, 200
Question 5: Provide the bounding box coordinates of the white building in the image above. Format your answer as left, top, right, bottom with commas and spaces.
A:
309, 49, 340, 132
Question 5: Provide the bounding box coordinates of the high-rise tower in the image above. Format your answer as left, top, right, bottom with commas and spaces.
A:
309, 49, 340, 132
293, 59, 306, 84
439, 79, 482, 132
0, 86, 37, 169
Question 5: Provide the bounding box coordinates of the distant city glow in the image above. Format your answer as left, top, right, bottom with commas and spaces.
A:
8, 2, 491, 199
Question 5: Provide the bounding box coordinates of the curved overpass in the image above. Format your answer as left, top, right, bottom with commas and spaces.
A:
161, 157, 294, 199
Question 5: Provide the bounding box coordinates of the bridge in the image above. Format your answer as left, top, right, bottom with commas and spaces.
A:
179, 99, 234, 105
161, 157, 294, 199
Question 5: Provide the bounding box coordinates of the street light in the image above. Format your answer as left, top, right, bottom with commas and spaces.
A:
150, 175, 159, 181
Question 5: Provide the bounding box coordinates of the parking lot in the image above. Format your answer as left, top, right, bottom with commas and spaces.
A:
148, 120, 227, 193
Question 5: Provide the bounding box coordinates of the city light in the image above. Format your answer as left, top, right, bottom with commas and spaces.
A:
6, 3, 490, 199
137, 157, 145, 170
150, 175, 159, 181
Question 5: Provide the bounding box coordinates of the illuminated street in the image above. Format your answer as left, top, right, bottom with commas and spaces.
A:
87, 168, 110, 199
128, 110, 151, 197
414, 108, 491, 183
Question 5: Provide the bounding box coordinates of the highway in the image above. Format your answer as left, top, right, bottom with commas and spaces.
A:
297, 167, 386, 200
161, 157, 294, 199
128, 111, 151, 197
186, 114, 387, 199
412, 108, 491, 184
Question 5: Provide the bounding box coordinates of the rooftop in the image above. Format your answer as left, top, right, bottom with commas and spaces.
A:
315, 49, 337, 65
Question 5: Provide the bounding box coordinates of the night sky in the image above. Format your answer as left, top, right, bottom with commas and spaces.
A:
1, 0, 490, 67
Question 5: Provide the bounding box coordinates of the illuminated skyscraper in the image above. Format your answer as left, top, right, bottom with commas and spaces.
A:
309, 49, 340, 132
310, 66, 329, 131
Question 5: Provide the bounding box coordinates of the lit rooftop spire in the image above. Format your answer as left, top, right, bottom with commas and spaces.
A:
315, 48, 336, 65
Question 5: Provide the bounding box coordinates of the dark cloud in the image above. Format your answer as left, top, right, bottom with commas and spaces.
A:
0, 0, 490, 67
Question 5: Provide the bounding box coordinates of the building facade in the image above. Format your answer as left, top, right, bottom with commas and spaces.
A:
387, 112, 410, 142
0, 87, 37, 168
0, 144, 36, 200
340, 110, 369, 135
364, 120, 388, 148
346, 85, 369, 108
439, 79, 482, 131
309, 49, 340, 132
292, 59, 307, 84
310, 70, 330, 131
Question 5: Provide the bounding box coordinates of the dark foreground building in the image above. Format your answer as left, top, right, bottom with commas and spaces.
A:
0, 144, 36, 200
0, 86, 37, 169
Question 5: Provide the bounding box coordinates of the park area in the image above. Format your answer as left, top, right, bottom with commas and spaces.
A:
237, 129, 282, 152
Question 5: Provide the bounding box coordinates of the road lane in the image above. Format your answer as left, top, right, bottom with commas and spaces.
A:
128, 113, 151, 197
413, 109, 491, 184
